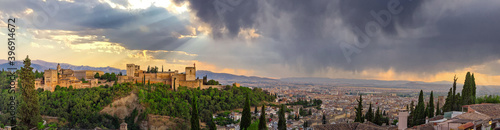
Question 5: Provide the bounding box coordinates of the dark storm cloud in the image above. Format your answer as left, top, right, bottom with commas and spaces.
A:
183, 0, 500, 74
0, 0, 193, 50
175, 0, 258, 38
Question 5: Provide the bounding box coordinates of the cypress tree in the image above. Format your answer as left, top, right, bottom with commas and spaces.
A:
278, 104, 286, 130
308, 109, 312, 116
365, 103, 374, 122
428, 91, 435, 118
471, 73, 476, 104
413, 90, 426, 125
436, 100, 441, 116
255, 106, 258, 114
208, 112, 217, 130
241, 93, 252, 130
461, 72, 471, 105
322, 114, 327, 124
191, 93, 200, 130
208, 118, 217, 130
443, 88, 452, 112
374, 107, 381, 125
258, 105, 267, 130
354, 95, 364, 123
18, 56, 42, 128
452, 75, 457, 110
409, 101, 415, 127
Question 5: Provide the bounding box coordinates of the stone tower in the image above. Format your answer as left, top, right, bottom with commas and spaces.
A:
126, 64, 140, 77
185, 65, 196, 81
57, 63, 61, 73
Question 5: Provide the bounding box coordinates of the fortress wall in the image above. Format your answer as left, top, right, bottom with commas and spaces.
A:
179, 80, 202, 88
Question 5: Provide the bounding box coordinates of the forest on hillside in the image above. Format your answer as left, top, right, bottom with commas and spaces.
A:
0, 70, 276, 129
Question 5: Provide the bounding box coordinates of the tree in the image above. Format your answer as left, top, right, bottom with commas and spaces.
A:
442, 88, 453, 112
365, 103, 374, 123
191, 93, 200, 130
208, 117, 217, 130
461, 72, 476, 106
255, 106, 258, 114
413, 90, 426, 126
435, 100, 441, 116
278, 104, 286, 130
308, 109, 312, 116
374, 107, 381, 125
428, 91, 435, 118
147, 66, 150, 73
18, 56, 42, 128
258, 105, 267, 130
471, 74, 476, 104
322, 114, 327, 124
452, 75, 457, 110
409, 100, 415, 127
94, 72, 100, 79
240, 93, 252, 130
354, 95, 364, 123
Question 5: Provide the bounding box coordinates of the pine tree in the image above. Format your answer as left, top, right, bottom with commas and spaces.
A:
240, 93, 252, 130
428, 91, 435, 118
258, 105, 267, 130
191, 93, 200, 130
354, 95, 364, 123
278, 104, 287, 130
18, 56, 42, 128
365, 103, 374, 123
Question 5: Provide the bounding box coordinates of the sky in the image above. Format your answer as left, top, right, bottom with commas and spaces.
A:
1, 0, 500, 85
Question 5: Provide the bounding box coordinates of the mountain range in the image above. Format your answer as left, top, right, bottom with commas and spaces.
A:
0, 59, 126, 74
1, 59, 498, 95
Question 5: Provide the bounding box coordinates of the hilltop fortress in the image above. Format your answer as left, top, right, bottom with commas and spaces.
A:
35, 64, 110, 91
117, 63, 223, 89
34, 63, 223, 91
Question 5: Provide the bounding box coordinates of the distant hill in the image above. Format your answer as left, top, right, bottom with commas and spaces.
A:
0, 60, 126, 74
1, 59, 498, 95
279, 77, 452, 86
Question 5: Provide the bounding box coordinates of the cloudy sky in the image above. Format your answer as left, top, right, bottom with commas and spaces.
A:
1, 0, 500, 85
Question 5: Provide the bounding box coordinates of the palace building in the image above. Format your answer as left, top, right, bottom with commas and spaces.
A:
35, 64, 111, 91
118, 63, 221, 89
